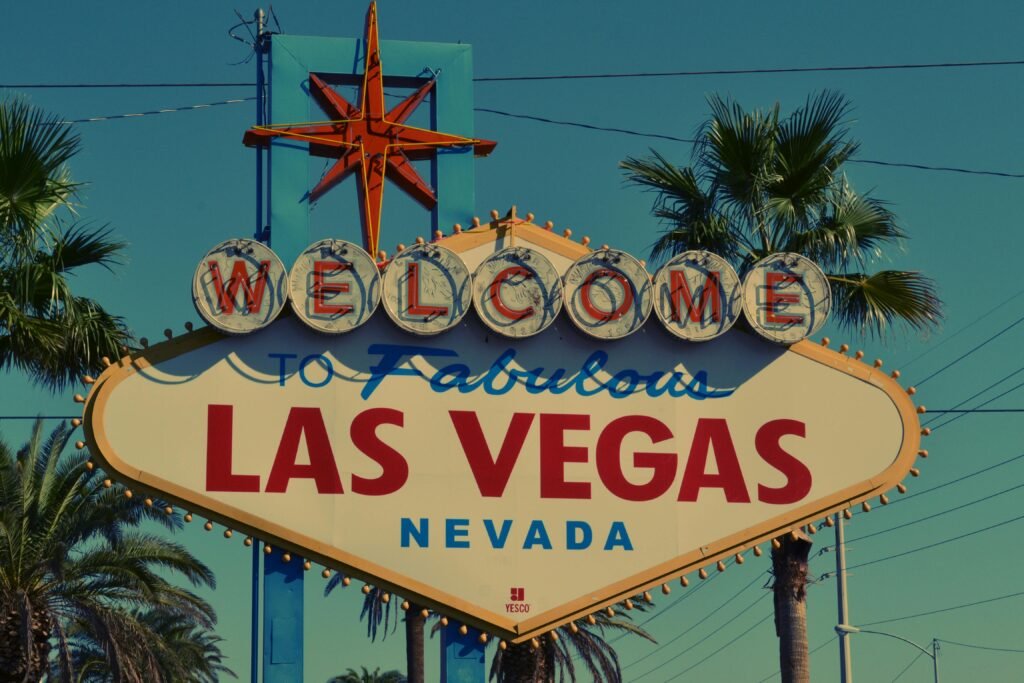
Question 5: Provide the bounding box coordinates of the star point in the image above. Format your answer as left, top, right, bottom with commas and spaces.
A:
243, 2, 496, 256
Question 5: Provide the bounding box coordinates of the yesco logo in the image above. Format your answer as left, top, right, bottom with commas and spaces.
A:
192, 238, 831, 345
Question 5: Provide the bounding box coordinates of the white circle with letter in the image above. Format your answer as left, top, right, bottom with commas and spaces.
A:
289, 239, 380, 334
653, 251, 742, 341
192, 239, 288, 334
562, 249, 652, 340
473, 247, 563, 338
382, 243, 472, 335
741, 252, 831, 344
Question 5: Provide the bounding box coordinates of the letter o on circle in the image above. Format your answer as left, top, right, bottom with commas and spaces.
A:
562, 249, 652, 340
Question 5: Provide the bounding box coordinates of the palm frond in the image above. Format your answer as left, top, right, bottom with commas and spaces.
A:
828, 270, 943, 338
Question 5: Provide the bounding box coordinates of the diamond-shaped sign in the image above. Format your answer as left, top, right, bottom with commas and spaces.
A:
82, 220, 921, 642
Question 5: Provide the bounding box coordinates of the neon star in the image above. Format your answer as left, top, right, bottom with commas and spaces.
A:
243, 2, 496, 257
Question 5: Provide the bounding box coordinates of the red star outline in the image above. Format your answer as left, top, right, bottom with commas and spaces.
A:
243, 2, 496, 257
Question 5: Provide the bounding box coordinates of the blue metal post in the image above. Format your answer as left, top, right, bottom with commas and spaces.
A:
250, 541, 260, 683
441, 624, 486, 683
262, 552, 304, 682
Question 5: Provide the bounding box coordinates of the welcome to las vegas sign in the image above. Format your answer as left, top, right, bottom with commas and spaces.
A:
80, 217, 923, 643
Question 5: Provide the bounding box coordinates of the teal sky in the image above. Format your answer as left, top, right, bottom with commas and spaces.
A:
3, 1, 1024, 681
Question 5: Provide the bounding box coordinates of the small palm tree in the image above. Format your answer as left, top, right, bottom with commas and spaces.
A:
0, 98, 132, 391
61, 608, 236, 683
329, 665, 406, 682
621, 91, 942, 683
489, 598, 656, 682
0, 420, 217, 682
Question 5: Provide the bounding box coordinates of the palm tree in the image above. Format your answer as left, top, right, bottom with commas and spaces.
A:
328, 666, 406, 683
0, 420, 218, 682
621, 91, 942, 683
60, 608, 236, 683
324, 580, 424, 682
0, 98, 132, 392
489, 598, 656, 682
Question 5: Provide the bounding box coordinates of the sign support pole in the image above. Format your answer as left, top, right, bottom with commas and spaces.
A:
440, 623, 485, 682
835, 513, 853, 683
251, 8, 305, 682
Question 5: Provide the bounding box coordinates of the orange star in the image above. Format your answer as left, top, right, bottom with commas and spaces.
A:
243, 2, 496, 257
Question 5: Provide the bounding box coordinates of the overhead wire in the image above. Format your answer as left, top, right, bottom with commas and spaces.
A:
623, 569, 767, 675
913, 312, 1024, 387
474, 58, 1024, 82
890, 649, 926, 682
846, 512, 1024, 571
664, 602, 774, 682
937, 639, 1024, 654
897, 285, 1024, 371
862, 590, 1024, 627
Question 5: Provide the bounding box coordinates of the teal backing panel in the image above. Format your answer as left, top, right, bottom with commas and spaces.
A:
441, 623, 486, 682
268, 34, 477, 265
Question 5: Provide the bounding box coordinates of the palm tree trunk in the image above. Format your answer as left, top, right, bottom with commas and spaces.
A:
497, 641, 550, 682
404, 602, 425, 683
772, 532, 813, 683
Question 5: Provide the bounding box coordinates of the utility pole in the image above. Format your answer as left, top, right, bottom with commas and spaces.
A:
835, 513, 853, 683
250, 10, 266, 683
932, 639, 941, 683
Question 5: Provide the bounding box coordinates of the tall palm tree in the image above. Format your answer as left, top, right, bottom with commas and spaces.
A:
489, 598, 656, 682
0, 420, 218, 682
621, 91, 942, 683
0, 98, 132, 391
324, 580, 425, 682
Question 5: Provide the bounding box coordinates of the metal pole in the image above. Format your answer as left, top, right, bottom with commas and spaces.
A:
251, 12, 266, 683
932, 639, 940, 683
254, 8, 266, 241
835, 513, 853, 683
250, 541, 260, 683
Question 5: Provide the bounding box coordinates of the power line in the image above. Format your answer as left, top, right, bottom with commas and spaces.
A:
6, 83, 1023, 178
937, 639, 1024, 654
608, 557, 726, 640
475, 107, 695, 144
923, 364, 1024, 426
898, 285, 1024, 372
0, 82, 256, 89
474, 108, 1023, 178
847, 512, 1024, 571
846, 480, 1024, 545
0, 416, 80, 421
926, 408, 1024, 413
8, 58, 1024, 90
930, 376, 1024, 431
626, 571, 767, 677
665, 600, 774, 682
914, 312, 1024, 387
474, 58, 1024, 82
862, 590, 1024, 627
887, 451, 1024, 507
888, 651, 929, 679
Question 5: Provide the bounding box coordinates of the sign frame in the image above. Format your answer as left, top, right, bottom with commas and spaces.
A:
81, 220, 923, 643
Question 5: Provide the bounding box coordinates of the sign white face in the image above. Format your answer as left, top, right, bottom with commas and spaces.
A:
85, 312, 917, 642
742, 253, 832, 344
472, 247, 563, 338
289, 239, 381, 335
192, 239, 289, 334
653, 251, 743, 342
381, 243, 473, 336
562, 249, 653, 340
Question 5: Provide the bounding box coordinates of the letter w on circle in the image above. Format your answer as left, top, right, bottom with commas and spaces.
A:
450, 411, 535, 497
208, 260, 270, 314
